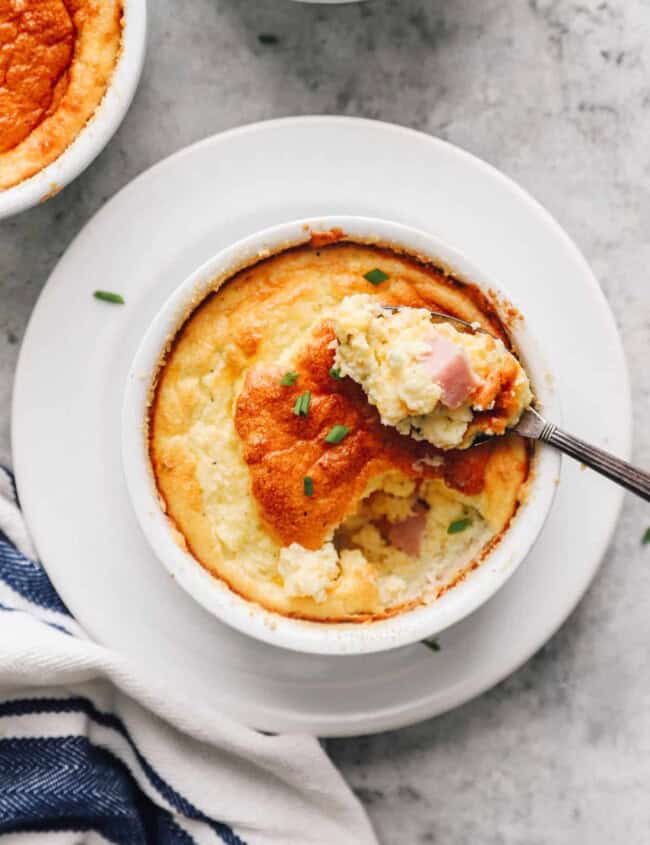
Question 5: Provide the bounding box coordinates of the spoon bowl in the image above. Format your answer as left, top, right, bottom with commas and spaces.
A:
382, 304, 650, 501
380, 304, 493, 336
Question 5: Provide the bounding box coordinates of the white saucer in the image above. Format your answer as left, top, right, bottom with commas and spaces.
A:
12, 117, 630, 737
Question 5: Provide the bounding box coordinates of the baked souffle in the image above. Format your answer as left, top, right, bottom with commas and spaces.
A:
0, 0, 123, 191
149, 238, 533, 622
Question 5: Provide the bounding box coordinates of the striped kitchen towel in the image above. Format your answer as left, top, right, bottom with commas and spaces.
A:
0, 467, 377, 845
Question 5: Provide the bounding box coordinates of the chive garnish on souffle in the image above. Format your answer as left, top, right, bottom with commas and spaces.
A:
280, 371, 299, 386
303, 476, 314, 497
293, 391, 311, 416
363, 268, 389, 285
447, 517, 471, 535
325, 424, 349, 444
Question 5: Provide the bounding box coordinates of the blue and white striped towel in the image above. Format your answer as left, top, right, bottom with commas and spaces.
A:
0, 467, 378, 845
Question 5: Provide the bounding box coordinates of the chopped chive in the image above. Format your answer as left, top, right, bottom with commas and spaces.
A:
94, 290, 124, 304
329, 367, 342, 380
325, 424, 350, 444
448, 517, 472, 535
280, 371, 299, 386
364, 268, 389, 285
293, 391, 311, 416
642, 527, 650, 545
422, 638, 441, 652
304, 476, 314, 497
258, 33, 279, 45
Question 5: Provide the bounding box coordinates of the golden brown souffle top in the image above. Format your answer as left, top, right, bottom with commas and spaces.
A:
0, 0, 123, 191
148, 236, 532, 622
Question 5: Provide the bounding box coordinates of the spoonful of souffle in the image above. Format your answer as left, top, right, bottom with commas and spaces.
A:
331, 295, 650, 502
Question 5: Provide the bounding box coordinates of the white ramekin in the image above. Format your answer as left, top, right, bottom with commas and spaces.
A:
122, 216, 561, 655
0, 0, 147, 220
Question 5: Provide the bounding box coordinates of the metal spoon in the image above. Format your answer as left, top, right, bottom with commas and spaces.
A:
381, 305, 650, 501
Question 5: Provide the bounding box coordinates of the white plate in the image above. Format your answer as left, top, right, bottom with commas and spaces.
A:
12, 117, 630, 736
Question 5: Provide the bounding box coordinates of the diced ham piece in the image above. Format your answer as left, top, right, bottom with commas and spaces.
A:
388, 502, 428, 557
422, 334, 479, 409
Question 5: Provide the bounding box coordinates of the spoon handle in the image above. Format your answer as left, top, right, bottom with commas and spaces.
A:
537, 421, 650, 502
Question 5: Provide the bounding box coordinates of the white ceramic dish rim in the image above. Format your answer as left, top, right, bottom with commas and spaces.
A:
122, 215, 561, 656
0, 0, 147, 220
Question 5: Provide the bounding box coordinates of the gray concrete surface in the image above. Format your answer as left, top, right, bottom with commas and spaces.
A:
2, 1, 650, 842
